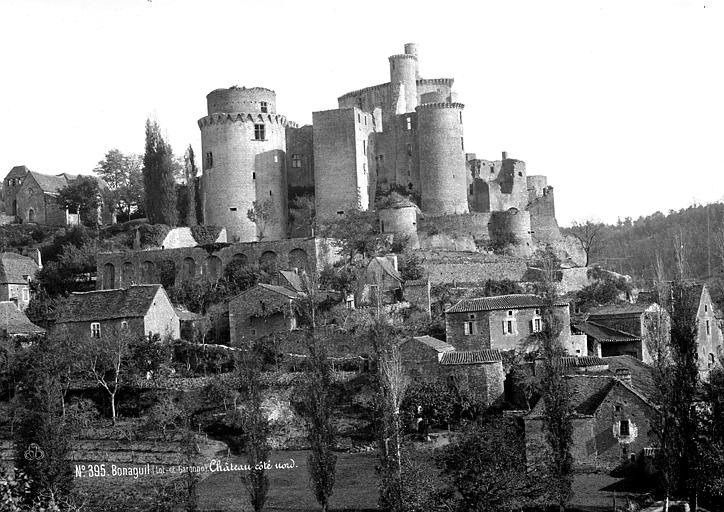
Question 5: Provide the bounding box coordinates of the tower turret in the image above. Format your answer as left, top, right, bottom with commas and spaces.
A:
199, 86, 289, 242
389, 53, 418, 113
416, 102, 468, 215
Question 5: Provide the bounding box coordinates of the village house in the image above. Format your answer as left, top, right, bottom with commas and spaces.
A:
55, 284, 180, 340
0, 301, 45, 339
687, 283, 723, 375
0, 252, 39, 311
356, 255, 403, 306
399, 335, 505, 407
229, 283, 303, 345
525, 355, 658, 472
445, 294, 586, 355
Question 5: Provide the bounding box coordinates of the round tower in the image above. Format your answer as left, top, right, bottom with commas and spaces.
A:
389, 53, 418, 113
380, 206, 420, 249
404, 43, 420, 79
416, 102, 469, 215
199, 86, 289, 242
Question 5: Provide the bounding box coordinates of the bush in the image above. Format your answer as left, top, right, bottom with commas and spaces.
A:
130, 223, 172, 249
190, 225, 223, 245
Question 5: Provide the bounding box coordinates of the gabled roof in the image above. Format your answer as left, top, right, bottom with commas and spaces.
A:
559, 356, 609, 368
174, 307, 204, 322
529, 375, 614, 418
369, 256, 402, 283
57, 284, 164, 323
574, 321, 641, 343
279, 270, 305, 293
439, 349, 502, 365
604, 355, 657, 401
5, 166, 30, 180
410, 335, 454, 353
257, 283, 303, 300
24, 171, 73, 195
0, 252, 38, 285
446, 294, 568, 314
0, 301, 45, 336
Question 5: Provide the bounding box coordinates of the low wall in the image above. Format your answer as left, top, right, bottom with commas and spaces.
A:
417, 251, 529, 285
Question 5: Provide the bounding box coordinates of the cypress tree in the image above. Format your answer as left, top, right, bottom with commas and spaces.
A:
184, 144, 198, 227
142, 119, 177, 225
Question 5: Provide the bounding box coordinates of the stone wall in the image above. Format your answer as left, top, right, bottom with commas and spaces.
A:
96, 238, 340, 290
404, 280, 431, 317
417, 250, 529, 285
286, 125, 314, 191
440, 361, 505, 407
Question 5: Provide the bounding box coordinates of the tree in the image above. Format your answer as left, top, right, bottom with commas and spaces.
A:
247, 198, 275, 240
94, 149, 143, 221
320, 208, 389, 264
56, 176, 104, 227
143, 119, 178, 225
568, 220, 605, 266
289, 195, 316, 237
183, 145, 198, 227
437, 418, 546, 511
79, 329, 136, 425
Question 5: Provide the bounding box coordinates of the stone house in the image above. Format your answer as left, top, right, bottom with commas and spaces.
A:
0, 301, 45, 339
229, 283, 303, 345
525, 355, 658, 472
357, 255, 403, 306
399, 336, 505, 407
445, 294, 586, 355
14, 171, 81, 226
688, 283, 723, 376
576, 302, 666, 364
0, 252, 39, 311
55, 284, 180, 340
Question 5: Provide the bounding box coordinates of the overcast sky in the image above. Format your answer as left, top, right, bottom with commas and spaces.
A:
1, 0, 721, 226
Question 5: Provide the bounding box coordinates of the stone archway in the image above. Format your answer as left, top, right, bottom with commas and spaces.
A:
103, 263, 116, 289
140, 261, 155, 284
205, 256, 222, 281
288, 248, 308, 271
182, 257, 196, 281
259, 251, 277, 269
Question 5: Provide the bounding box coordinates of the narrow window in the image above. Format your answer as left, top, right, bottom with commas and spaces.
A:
274, 155, 278, 162
461, 137, 464, 151
254, 124, 266, 140
534, 318, 541, 332
260, 101, 268, 113
464, 322, 474, 335
508, 310, 513, 316
292, 155, 302, 168
205, 152, 213, 169
230, 207, 237, 212
705, 304, 709, 312
619, 420, 630, 436
21, 288, 29, 301
707, 320, 711, 335
336, 210, 344, 216
363, 140, 366, 155
358, 113, 361, 123
269, 190, 272, 196
90, 323, 101, 338
252, 172, 256, 179
120, 321, 128, 330
630, 454, 636, 462
459, 111, 463, 124
406, 117, 412, 130
507, 320, 513, 334
406, 143, 412, 156
469, 184, 473, 196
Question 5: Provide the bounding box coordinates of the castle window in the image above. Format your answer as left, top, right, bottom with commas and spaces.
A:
90, 323, 101, 338
363, 140, 366, 155
336, 210, 344, 216
406, 143, 413, 156
460, 112, 463, 124
120, 321, 128, 330
469, 184, 473, 196
292, 155, 302, 168
463, 321, 475, 335
408, 182, 413, 190
490, 165, 494, 173
406, 117, 412, 130
518, 172, 523, 176
461, 137, 464, 151
230, 207, 237, 212
254, 124, 266, 140
269, 190, 272, 196
707, 320, 711, 335
260, 101, 268, 113
705, 304, 709, 312
365, 116, 367, 126
619, 420, 630, 437
357, 97, 362, 109
252, 172, 256, 179
357, 113, 361, 123
205, 152, 213, 169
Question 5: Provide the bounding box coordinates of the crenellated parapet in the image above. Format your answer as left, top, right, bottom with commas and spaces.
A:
416, 102, 465, 110
197, 113, 292, 128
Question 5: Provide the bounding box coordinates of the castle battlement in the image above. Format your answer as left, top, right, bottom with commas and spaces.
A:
416, 102, 465, 110
197, 113, 292, 128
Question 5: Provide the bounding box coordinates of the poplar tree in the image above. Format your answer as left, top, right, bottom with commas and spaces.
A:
142, 119, 177, 225
183, 145, 198, 227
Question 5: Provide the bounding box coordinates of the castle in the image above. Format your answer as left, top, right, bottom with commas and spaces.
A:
199, 43, 571, 261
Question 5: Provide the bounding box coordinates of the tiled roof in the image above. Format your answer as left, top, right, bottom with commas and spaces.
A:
588, 302, 650, 316
574, 321, 641, 343
258, 283, 303, 300
446, 294, 568, 313
603, 355, 657, 402
0, 252, 38, 285
559, 356, 609, 368
411, 335, 454, 353
174, 307, 204, 321
57, 284, 163, 323
370, 257, 402, 283
0, 301, 45, 336
27, 171, 72, 194
439, 349, 502, 365
529, 375, 614, 418
279, 270, 305, 293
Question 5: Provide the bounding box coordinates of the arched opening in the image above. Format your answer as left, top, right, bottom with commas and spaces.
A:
288, 248, 308, 271
12, 200, 17, 216
182, 257, 196, 281
232, 253, 248, 265
140, 261, 155, 284
206, 256, 222, 281
259, 251, 278, 271
121, 262, 135, 288
28, 208, 35, 223
103, 263, 116, 289
158, 260, 176, 289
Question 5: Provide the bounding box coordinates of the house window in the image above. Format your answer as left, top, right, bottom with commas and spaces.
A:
90, 323, 101, 338
705, 304, 709, 312
120, 321, 128, 330
292, 155, 302, 168
260, 101, 268, 113
630, 454, 636, 462
254, 124, 266, 140
463, 321, 474, 335
706, 320, 711, 335
21, 288, 29, 301
459, 112, 463, 124
615, 405, 621, 412
357, 113, 361, 123
205, 152, 213, 169
336, 210, 344, 216
406, 117, 412, 130
535, 308, 541, 315
508, 310, 514, 316
530, 318, 542, 333
230, 207, 237, 212
503, 320, 515, 335
619, 420, 630, 437
407, 143, 413, 156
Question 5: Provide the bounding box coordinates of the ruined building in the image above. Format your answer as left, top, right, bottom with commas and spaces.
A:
198, 43, 567, 258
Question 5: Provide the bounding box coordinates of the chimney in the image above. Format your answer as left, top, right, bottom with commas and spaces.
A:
502, 151, 508, 160
615, 368, 632, 386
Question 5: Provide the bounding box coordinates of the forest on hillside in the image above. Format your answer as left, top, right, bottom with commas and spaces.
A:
563, 202, 724, 287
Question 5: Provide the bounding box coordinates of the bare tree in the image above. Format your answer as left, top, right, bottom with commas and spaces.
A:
569, 220, 606, 266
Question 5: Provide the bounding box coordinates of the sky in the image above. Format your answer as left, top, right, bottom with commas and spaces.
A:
1, 0, 722, 227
